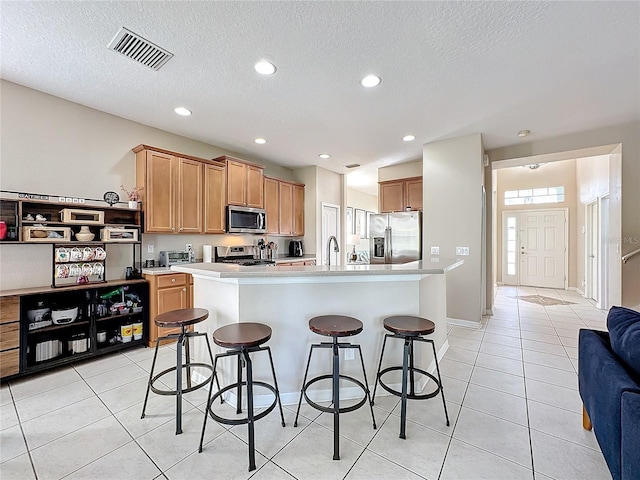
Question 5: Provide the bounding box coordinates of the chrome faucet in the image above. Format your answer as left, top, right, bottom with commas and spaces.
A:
326, 235, 340, 266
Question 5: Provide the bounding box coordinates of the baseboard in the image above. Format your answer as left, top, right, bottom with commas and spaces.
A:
571, 286, 585, 296
483, 308, 493, 316
447, 317, 483, 329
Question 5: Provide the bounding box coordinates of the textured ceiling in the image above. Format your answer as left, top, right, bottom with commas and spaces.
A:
1, 1, 639, 189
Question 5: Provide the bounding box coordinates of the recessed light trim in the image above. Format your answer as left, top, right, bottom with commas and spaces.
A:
254, 60, 276, 75
518, 130, 530, 137
402, 135, 415, 142
318, 153, 331, 159
360, 74, 381, 88
254, 138, 267, 144
174, 107, 192, 116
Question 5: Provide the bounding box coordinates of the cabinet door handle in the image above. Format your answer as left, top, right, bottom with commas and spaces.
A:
171, 278, 176, 283
179, 228, 183, 232
182, 288, 186, 292
171, 227, 175, 232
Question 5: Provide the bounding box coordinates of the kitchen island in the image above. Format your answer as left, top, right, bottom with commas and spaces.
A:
171, 259, 462, 406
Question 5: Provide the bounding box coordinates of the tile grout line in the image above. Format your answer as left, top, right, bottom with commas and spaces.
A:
7, 383, 40, 480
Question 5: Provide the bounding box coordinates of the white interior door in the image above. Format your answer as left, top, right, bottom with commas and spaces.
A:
519, 209, 567, 289
586, 202, 599, 302
599, 195, 610, 309
321, 202, 341, 266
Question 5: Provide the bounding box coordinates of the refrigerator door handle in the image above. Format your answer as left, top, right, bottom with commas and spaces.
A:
385, 227, 392, 263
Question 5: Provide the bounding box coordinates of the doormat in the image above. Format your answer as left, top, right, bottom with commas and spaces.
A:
512, 295, 576, 306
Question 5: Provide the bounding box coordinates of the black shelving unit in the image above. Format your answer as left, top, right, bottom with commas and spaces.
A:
20, 280, 149, 375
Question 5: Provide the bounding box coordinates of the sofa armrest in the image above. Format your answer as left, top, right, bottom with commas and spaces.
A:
621, 391, 640, 480
578, 329, 640, 480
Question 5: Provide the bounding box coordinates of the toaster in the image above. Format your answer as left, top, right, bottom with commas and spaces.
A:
288, 240, 303, 257
158, 250, 191, 267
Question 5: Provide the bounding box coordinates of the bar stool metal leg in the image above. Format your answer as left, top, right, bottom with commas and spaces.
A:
199, 354, 221, 453
236, 352, 243, 414
371, 334, 389, 403
429, 339, 450, 426
355, 344, 377, 429
266, 346, 286, 427
294, 344, 317, 427
332, 336, 340, 460
399, 337, 410, 439
141, 336, 162, 420
175, 327, 184, 434
243, 348, 257, 471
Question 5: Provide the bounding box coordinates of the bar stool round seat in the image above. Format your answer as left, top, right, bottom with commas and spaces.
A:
141, 308, 216, 436
373, 315, 449, 439
294, 315, 376, 461
200, 322, 285, 472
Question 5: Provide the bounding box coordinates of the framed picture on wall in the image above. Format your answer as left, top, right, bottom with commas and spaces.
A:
346, 207, 354, 235
355, 208, 366, 238
366, 211, 375, 238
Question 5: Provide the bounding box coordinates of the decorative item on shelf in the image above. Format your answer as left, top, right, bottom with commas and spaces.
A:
100, 227, 138, 242
60, 209, 104, 224
0, 221, 7, 240
74, 226, 95, 242
348, 234, 360, 263
103, 191, 120, 206
121, 185, 143, 209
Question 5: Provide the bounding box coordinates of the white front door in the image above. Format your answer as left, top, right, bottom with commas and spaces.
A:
519, 209, 567, 289
321, 203, 341, 266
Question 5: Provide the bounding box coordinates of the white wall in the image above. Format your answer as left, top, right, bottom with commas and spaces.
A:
0, 80, 296, 289
378, 160, 422, 182
423, 134, 484, 323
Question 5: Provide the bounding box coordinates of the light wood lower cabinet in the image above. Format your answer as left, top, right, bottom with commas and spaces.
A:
0, 296, 20, 378
144, 273, 194, 347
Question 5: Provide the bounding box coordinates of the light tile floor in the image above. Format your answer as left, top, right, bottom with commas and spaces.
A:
0, 286, 612, 479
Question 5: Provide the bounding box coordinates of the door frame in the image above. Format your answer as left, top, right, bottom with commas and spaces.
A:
585, 201, 598, 302
320, 202, 341, 266
585, 195, 610, 309
502, 207, 569, 290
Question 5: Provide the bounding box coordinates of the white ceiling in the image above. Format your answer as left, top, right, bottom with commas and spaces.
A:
1, 1, 638, 191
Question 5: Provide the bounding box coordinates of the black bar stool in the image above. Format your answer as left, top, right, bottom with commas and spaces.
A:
199, 322, 285, 472
294, 315, 376, 461
141, 307, 217, 435
372, 315, 449, 439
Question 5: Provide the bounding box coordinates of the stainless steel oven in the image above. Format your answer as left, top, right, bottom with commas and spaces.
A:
226, 205, 266, 234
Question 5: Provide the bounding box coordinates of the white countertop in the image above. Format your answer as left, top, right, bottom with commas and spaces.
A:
171, 258, 463, 279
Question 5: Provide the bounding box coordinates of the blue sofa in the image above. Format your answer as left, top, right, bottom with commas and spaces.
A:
579, 306, 640, 480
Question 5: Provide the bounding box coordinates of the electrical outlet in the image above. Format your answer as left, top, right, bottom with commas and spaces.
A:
430, 246, 440, 255
147, 244, 154, 253
344, 348, 355, 361
185, 243, 192, 251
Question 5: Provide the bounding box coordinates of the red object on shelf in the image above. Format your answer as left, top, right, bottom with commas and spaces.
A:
0, 221, 7, 240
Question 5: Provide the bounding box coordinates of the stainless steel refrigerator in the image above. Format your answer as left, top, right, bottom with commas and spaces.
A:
369, 211, 422, 264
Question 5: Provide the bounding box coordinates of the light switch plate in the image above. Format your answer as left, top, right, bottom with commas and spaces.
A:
430, 246, 440, 255
456, 247, 470, 256
147, 244, 154, 253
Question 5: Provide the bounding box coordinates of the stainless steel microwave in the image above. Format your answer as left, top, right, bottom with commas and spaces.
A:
226, 205, 266, 234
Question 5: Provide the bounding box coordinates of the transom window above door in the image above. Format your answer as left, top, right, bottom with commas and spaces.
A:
504, 186, 565, 206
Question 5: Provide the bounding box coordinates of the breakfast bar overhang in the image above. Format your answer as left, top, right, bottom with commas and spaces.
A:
172, 259, 463, 405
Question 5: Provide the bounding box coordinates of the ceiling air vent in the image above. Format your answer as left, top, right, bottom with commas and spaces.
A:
108, 27, 173, 71
344, 163, 361, 169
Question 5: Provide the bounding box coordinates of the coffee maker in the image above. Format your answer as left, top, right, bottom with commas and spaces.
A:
288, 240, 303, 257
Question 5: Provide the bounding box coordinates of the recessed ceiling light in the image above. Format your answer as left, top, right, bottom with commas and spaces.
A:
402, 135, 415, 142
254, 60, 276, 75
254, 138, 267, 144
360, 74, 381, 88
518, 130, 530, 137
319, 153, 331, 159
174, 107, 192, 116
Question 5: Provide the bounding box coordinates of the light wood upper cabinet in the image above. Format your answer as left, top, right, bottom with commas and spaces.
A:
135, 145, 216, 234
379, 176, 423, 213
279, 181, 293, 235
404, 177, 423, 211
293, 184, 304, 236
216, 156, 264, 209
247, 165, 264, 208
176, 158, 203, 233
204, 163, 226, 234
379, 181, 405, 213
226, 159, 247, 206
264, 176, 305, 236
264, 177, 279, 234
